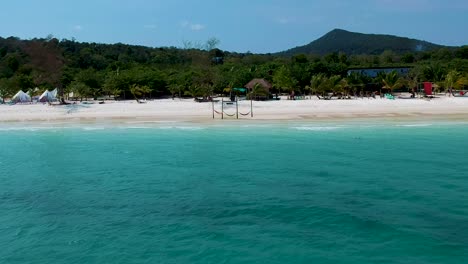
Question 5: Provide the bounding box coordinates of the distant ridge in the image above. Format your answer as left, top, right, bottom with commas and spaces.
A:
279, 29, 448, 56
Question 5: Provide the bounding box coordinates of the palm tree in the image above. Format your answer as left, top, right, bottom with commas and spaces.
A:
455, 75, 468, 93
347, 72, 365, 97
69, 81, 91, 102
200, 84, 214, 101
328, 75, 345, 97
316, 75, 343, 99
444, 70, 459, 96
381, 71, 405, 95
424, 64, 446, 94
445, 71, 468, 96
338, 78, 351, 98
406, 67, 423, 97
250, 83, 269, 100
310, 74, 326, 99
167, 83, 182, 100
223, 81, 234, 95
0, 78, 11, 103
185, 85, 200, 100
424, 63, 445, 83
129, 84, 151, 103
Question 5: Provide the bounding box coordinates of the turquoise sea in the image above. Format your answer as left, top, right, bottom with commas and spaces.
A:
1, 121, 468, 264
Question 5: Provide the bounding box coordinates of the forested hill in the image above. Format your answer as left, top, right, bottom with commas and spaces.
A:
279, 29, 447, 56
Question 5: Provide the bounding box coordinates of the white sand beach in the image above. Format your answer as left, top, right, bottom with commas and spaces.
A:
1, 96, 468, 123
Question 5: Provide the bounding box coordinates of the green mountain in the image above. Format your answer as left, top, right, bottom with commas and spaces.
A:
279, 29, 447, 56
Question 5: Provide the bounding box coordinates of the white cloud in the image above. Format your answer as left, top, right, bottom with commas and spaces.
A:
190, 24, 205, 31
180, 21, 206, 31
73, 25, 83, 32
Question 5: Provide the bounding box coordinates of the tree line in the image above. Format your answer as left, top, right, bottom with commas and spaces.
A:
1, 35, 468, 102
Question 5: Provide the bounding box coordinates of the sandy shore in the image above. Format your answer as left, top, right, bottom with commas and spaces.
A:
1, 96, 468, 124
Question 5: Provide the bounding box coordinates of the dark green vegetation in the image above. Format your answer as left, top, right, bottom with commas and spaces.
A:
0, 29, 468, 102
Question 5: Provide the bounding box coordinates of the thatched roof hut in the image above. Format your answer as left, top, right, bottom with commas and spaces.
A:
245, 78, 272, 100
245, 79, 272, 91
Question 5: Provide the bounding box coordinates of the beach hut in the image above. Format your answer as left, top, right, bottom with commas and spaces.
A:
11, 91, 31, 103
245, 78, 272, 100
423, 82, 433, 96
38, 88, 58, 102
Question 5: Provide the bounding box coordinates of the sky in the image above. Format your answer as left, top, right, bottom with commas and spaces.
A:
1, 0, 467, 53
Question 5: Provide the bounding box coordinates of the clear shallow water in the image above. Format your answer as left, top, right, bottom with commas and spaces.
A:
1, 123, 468, 264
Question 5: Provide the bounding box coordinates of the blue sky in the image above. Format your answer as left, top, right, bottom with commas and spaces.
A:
1, 0, 467, 53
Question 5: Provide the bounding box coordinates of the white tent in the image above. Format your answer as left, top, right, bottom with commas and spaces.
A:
12, 91, 31, 103
38, 88, 58, 102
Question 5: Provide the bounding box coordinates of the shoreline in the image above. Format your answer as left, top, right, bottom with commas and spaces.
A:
1, 97, 468, 125
1, 118, 468, 132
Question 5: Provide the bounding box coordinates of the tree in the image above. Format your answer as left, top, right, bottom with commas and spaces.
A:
199, 84, 214, 100
424, 63, 445, 83
321, 75, 345, 98
69, 81, 91, 101
455, 46, 468, 60
456, 75, 468, 92
310, 74, 327, 98
185, 85, 200, 99
272, 65, 295, 98
102, 76, 122, 99
406, 67, 423, 96
205, 38, 220, 51
380, 50, 395, 64
0, 78, 12, 102
75, 69, 104, 99
381, 71, 405, 94
129, 84, 151, 103
444, 70, 459, 96
347, 72, 367, 95
167, 83, 183, 99
250, 83, 269, 99
445, 70, 468, 95
401, 53, 415, 63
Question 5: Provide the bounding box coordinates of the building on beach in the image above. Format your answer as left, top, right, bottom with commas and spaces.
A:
245, 78, 272, 100
347, 66, 412, 78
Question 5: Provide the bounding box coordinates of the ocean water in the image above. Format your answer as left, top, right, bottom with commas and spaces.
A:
1, 122, 467, 264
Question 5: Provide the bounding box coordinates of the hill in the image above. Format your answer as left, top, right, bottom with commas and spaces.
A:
279, 29, 447, 56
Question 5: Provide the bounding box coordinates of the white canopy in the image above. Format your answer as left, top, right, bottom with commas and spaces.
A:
12, 91, 31, 103
38, 88, 58, 102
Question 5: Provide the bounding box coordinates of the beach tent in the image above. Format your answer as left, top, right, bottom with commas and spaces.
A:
38, 88, 58, 102
11, 91, 31, 103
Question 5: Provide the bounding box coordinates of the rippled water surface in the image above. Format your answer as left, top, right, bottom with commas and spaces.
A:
1, 123, 467, 263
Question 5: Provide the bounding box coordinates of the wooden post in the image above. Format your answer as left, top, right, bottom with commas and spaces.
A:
221, 98, 224, 120
212, 100, 215, 119
236, 97, 239, 119
250, 96, 253, 117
